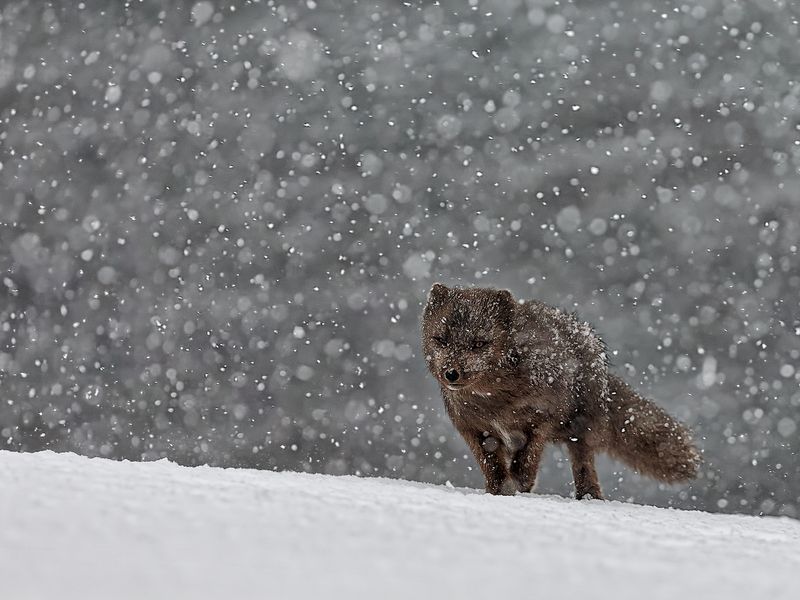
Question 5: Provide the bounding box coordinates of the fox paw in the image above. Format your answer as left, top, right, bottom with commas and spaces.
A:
487, 478, 519, 496
576, 490, 604, 500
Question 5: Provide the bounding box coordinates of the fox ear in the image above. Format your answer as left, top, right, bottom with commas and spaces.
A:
428, 283, 450, 306
493, 289, 516, 325
494, 289, 515, 307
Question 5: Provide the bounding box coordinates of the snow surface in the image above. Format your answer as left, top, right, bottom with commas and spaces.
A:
1, 451, 798, 600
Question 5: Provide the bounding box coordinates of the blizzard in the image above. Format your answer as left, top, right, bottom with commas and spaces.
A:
1, 450, 797, 600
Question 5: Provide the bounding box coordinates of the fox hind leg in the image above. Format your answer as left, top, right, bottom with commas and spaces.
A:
567, 441, 604, 500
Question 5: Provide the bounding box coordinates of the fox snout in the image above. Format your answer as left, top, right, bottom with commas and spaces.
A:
444, 368, 461, 383
439, 365, 469, 389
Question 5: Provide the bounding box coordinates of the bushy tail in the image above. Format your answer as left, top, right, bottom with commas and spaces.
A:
606, 374, 700, 483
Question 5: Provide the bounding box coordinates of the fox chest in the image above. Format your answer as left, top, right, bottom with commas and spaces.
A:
444, 394, 531, 453
479, 423, 527, 455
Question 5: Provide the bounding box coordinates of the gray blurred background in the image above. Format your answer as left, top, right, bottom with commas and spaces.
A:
1, 0, 798, 517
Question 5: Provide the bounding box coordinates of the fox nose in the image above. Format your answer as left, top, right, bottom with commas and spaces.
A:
444, 369, 460, 383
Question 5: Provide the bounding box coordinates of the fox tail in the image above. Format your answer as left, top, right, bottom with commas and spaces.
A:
606, 374, 701, 483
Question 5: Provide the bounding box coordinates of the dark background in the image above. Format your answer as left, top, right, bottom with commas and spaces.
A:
1, 0, 798, 517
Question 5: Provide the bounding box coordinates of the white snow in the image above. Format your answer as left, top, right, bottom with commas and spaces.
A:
1, 450, 798, 600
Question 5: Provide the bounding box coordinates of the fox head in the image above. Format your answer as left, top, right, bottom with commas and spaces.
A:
421, 283, 518, 394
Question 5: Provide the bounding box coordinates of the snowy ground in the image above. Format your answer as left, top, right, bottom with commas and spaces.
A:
1, 451, 797, 600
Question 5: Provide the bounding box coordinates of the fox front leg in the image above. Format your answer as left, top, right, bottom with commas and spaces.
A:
465, 432, 516, 495
510, 429, 549, 493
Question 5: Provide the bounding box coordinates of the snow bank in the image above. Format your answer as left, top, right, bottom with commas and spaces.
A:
1, 450, 797, 600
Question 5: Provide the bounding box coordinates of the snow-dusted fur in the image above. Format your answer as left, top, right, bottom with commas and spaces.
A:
421, 284, 700, 499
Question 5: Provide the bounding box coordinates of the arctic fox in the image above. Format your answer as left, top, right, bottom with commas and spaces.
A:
421, 283, 700, 499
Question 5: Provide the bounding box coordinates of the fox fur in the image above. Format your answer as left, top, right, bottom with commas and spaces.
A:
421, 283, 700, 499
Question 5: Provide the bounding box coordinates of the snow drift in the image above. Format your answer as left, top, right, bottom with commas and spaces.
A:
1, 450, 797, 600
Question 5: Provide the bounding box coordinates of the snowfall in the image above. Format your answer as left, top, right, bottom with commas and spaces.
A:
1, 451, 798, 600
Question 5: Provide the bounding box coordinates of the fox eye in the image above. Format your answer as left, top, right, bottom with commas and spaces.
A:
472, 340, 489, 350
432, 336, 448, 347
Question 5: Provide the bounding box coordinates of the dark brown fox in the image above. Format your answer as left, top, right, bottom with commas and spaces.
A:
421, 283, 700, 499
